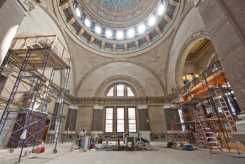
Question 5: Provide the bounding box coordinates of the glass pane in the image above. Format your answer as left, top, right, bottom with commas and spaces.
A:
128, 108, 136, 119
129, 124, 136, 132
117, 124, 124, 132
128, 108, 136, 132
117, 107, 124, 132
117, 108, 124, 119
106, 108, 113, 113
106, 87, 114, 97
117, 120, 124, 124
106, 114, 113, 120
105, 125, 113, 133
127, 87, 135, 97
106, 120, 113, 124
116, 84, 125, 97
105, 108, 113, 133
129, 120, 136, 124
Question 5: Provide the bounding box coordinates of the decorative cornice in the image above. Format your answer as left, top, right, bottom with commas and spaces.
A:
67, 96, 172, 106
54, 0, 184, 56
17, 0, 36, 12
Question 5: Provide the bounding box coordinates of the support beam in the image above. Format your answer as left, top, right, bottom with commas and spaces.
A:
169, 0, 178, 6
59, 0, 70, 7
112, 43, 116, 51
155, 26, 162, 35
163, 15, 172, 23
101, 41, 105, 49
135, 41, 139, 48
78, 27, 85, 36
68, 17, 76, 25
124, 43, 128, 50
0, 0, 7, 8
145, 35, 150, 42
89, 36, 95, 44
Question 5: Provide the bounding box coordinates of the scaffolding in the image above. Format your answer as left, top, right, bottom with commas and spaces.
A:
0, 35, 70, 153
177, 62, 242, 152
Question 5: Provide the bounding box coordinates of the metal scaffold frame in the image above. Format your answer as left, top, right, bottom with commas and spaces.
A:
176, 61, 242, 153
0, 35, 71, 161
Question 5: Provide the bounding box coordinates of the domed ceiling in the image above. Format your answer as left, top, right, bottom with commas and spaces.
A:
82, 0, 158, 27
58, 0, 183, 56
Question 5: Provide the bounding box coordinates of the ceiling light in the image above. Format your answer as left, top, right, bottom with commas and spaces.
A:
84, 18, 91, 28
147, 15, 157, 27
137, 24, 146, 34
105, 29, 113, 39
116, 30, 124, 40
127, 28, 136, 39
75, 7, 81, 18
157, 3, 166, 16
95, 25, 102, 34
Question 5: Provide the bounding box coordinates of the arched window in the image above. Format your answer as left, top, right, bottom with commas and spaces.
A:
106, 83, 135, 97
104, 83, 137, 133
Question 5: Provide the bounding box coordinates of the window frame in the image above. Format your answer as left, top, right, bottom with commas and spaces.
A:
105, 107, 114, 133
127, 107, 137, 133
104, 106, 137, 134
116, 107, 125, 133
105, 83, 136, 97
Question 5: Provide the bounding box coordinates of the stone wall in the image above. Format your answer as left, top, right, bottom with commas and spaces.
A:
76, 106, 93, 132
167, 0, 245, 112
148, 105, 167, 135
198, 0, 245, 111
0, 0, 25, 62
0, 0, 7, 8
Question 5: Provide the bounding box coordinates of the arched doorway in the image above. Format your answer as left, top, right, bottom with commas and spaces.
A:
174, 38, 242, 149
176, 38, 218, 88
178, 38, 241, 115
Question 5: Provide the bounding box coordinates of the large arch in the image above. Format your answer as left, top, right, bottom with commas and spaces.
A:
95, 75, 145, 97
76, 62, 164, 97
16, 5, 75, 93
175, 37, 216, 88
167, 0, 245, 112
197, 0, 245, 112
166, 7, 206, 94
0, 1, 25, 64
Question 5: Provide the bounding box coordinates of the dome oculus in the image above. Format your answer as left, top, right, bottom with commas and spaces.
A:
72, 0, 168, 41
60, 0, 181, 54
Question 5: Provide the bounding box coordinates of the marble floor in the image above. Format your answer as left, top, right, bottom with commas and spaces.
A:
0, 144, 245, 164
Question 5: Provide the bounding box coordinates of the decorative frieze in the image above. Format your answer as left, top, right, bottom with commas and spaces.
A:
17, 0, 35, 12
71, 97, 168, 106
191, 0, 203, 7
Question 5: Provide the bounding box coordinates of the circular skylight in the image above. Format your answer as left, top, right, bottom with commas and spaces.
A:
84, 18, 91, 28
137, 24, 146, 34
94, 25, 102, 34
73, 0, 167, 41
105, 29, 113, 39
127, 28, 136, 39
147, 15, 157, 27
75, 7, 81, 18
116, 30, 124, 40
59, 0, 182, 55
157, 3, 166, 16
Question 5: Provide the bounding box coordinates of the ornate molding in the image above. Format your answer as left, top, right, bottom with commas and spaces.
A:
17, 0, 36, 12
55, 0, 184, 56
69, 96, 171, 106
